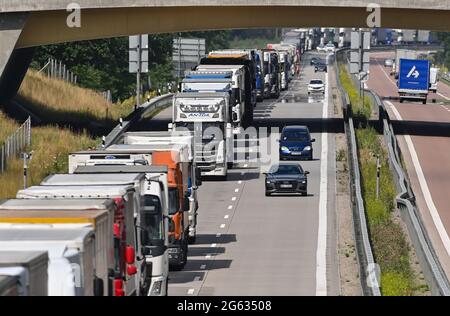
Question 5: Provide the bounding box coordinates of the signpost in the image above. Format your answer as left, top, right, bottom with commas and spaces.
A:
172, 38, 206, 79
129, 35, 149, 109
350, 29, 371, 103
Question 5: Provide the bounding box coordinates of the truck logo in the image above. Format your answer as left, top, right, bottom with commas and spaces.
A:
187, 113, 211, 117
407, 66, 420, 79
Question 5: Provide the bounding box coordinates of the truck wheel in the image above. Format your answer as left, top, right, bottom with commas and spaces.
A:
422, 99, 427, 105
399, 98, 404, 103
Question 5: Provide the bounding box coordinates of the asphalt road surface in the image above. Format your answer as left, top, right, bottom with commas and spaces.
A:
131, 52, 340, 295
368, 51, 450, 279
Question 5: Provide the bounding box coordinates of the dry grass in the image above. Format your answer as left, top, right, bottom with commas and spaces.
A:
0, 111, 20, 144
17, 70, 135, 125
0, 111, 98, 199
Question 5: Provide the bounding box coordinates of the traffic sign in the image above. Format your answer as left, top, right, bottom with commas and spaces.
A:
398, 59, 430, 91
173, 38, 206, 78
129, 35, 149, 73
350, 30, 370, 75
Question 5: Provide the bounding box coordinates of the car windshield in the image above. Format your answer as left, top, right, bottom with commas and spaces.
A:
282, 130, 310, 141
269, 164, 303, 175
310, 80, 323, 85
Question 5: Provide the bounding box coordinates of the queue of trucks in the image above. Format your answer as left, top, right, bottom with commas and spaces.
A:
0, 42, 300, 296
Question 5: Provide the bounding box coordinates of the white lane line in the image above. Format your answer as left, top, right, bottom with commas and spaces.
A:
378, 63, 397, 86
194, 276, 201, 282
316, 55, 329, 296
238, 180, 243, 184
187, 289, 195, 295
220, 224, 226, 229
205, 254, 211, 259
234, 188, 239, 193
228, 205, 233, 210
200, 265, 206, 270
216, 233, 221, 238
224, 215, 230, 219
438, 92, 450, 101
231, 197, 237, 201
387, 101, 450, 257
211, 243, 217, 248
244, 164, 248, 168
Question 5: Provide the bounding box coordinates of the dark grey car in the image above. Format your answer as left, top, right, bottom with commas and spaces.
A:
264, 163, 310, 196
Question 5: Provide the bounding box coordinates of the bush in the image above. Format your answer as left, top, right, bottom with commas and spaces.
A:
381, 271, 413, 296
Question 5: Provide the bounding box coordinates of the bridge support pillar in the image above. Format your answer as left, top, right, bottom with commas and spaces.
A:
0, 12, 30, 104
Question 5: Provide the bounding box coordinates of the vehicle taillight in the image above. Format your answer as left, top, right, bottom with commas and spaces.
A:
113, 223, 120, 238
114, 279, 125, 296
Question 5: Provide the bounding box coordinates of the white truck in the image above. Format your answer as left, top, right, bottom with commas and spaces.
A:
0, 251, 48, 296
0, 226, 96, 296
429, 67, 439, 93
0, 199, 116, 296
392, 49, 418, 77
123, 131, 202, 243
171, 92, 232, 179
15, 185, 139, 296
68, 146, 191, 272
63, 165, 170, 296
37, 172, 160, 296
194, 65, 248, 128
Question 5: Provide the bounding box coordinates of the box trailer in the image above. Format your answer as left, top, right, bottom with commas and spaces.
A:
0, 199, 115, 296
0, 250, 48, 296
15, 185, 139, 296
0, 226, 95, 296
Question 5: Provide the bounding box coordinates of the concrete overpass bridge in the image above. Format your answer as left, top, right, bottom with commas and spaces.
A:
1, 0, 450, 102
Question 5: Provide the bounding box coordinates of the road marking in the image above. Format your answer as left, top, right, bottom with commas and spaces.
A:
211, 243, 217, 248
200, 264, 206, 270
234, 188, 239, 193
205, 254, 211, 259
224, 215, 230, 219
194, 276, 201, 282
228, 205, 233, 210
220, 224, 226, 229
238, 180, 243, 184
231, 197, 237, 201
316, 55, 329, 296
244, 164, 248, 168
187, 289, 195, 295
378, 63, 397, 86
438, 92, 450, 101
216, 233, 221, 238
387, 101, 450, 257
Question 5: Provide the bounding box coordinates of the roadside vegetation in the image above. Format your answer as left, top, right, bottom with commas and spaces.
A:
338, 59, 423, 296
0, 111, 20, 144
0, 110, 98, 199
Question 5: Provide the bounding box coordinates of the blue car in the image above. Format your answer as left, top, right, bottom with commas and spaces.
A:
279, 126, 315, 160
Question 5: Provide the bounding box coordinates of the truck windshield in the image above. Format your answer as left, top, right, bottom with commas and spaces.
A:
141, 195, 163, 243
168, 188, 180, 215
183, 82, 231, 92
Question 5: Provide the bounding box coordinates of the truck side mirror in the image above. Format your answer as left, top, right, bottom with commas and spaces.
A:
94, 277, 104, 296
232, 112, 238, 122
184, 196, 190, 212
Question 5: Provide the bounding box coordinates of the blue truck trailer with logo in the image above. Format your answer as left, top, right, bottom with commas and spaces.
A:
398, 58, 430, 104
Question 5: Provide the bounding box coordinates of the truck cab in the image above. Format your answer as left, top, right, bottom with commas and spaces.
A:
261, 49, 281, 99
172, 92, 232, 179
68, 146, 190, 271
123, 131, 202, 243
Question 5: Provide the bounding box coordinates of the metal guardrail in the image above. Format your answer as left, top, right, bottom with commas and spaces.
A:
370, 92, 450, 296
100, 94, 173, 148
333, 50, 381, 296
0, 116, 31, 173
341, 42, 450, 295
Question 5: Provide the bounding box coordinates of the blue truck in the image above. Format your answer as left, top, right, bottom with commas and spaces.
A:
398, 58, 430, 104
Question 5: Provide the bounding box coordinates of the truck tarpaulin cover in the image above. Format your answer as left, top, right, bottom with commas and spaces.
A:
398, 58, 430, 91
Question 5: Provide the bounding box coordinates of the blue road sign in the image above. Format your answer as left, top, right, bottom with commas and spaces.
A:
398, 58, 430, 91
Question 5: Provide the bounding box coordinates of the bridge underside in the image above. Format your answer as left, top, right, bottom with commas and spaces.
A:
15, 6, 450, 48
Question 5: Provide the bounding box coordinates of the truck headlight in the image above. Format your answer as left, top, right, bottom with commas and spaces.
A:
150, 280, 163, 296
281, 146, 290, 152
304, 146, 311, 151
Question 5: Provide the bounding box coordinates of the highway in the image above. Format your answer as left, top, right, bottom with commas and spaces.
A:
367, 51, 450, 279
131, 52, 340, 296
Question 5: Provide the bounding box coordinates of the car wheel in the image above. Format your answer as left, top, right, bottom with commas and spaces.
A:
308, 92, 310, 95
265, 191, 271, 197
302, 192, 308, 196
